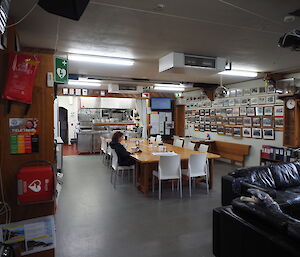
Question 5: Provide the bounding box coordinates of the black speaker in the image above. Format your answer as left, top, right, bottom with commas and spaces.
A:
38, 0, 90, 21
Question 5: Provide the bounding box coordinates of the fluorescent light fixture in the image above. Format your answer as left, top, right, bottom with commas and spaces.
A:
68, 80, 101, 87
154, 83, 185, 88
68, 54, 134, 66
218, 70, 258, 77
154, 86, 185, 92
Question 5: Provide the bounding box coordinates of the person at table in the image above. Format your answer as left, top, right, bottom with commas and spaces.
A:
110, 131, 135, 166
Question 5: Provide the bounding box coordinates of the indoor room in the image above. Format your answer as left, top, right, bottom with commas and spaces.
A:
0, 1, 300, 257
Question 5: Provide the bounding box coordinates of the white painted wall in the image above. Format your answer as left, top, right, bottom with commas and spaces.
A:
183, 79, 284, 167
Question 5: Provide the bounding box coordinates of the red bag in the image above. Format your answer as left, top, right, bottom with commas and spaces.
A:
2, 53, 40, 104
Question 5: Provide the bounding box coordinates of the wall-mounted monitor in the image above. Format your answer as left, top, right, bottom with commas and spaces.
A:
151, 97, 171, 110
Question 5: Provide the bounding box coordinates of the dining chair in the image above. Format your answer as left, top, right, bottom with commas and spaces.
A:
183, 140, 196, 150
182, 153, 209, 197
100, 137, 108, 163
156, 135, 162, 143
111, 149, 135, 189
198, 144, 209, 175
152, 155, 182, 200
173, 138, 184, 147
149, 136, 156, 144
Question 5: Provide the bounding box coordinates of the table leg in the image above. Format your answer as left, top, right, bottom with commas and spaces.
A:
208, 159, 214, 189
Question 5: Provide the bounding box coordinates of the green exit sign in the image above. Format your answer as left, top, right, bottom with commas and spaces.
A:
54, 57, 68, 83
174, 92, 182, 98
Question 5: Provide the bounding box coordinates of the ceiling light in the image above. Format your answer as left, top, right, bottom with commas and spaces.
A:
68, 80, 101, 87
68, 54, 134, 66
154, 86, 185, 92
154, 83, 185, 88
218, 70, 258, 77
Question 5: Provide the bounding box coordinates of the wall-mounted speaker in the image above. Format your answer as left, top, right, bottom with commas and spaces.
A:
38, 0, 90, 21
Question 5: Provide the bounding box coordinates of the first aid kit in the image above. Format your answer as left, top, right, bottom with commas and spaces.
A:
17, 160, 55, 205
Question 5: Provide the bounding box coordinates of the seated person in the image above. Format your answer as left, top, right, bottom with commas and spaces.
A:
110, 131, 136, 166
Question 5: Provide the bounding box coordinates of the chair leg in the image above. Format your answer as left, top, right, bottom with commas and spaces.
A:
113, 171, 117, 189
206, 176, 209, 194
132, 169, 135, 186
179, 178, 183, 199
189, 176, 192, 198
177, 180, 179, 192
158, 179, 161, 199
152, 176, 155, 193
172, 180, 174, 192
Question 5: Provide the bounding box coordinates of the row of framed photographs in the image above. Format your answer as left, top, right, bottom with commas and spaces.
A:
195, 125, 275, 140
186, 95, 279, 108
189, 116, 284, 128
187, 105, 284, 117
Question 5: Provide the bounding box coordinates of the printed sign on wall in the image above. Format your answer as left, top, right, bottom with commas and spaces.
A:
54, 57, 68, 84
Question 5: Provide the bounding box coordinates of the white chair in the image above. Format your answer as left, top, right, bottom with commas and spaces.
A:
149, 136, 156, 144
173, 138, 184, 147
100, 137, 108, 163
183, 140, 195, 150
111, 149, 135, 189
182, 153, 209, 197
198, 144, 209, 153
152, 155, 182, 200
156, 135, 162, 143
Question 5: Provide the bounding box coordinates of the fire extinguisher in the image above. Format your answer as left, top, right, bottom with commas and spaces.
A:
17, 160, 55, 205
2, 52, 40, 115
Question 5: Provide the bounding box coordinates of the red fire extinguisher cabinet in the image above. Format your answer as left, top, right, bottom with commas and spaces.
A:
17, 160, 55, 205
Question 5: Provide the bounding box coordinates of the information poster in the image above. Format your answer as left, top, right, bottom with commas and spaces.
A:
0, 215, 55, 256
9, 118, 39, 154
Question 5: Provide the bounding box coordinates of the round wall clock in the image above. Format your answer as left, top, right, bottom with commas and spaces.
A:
286, 99, 296, 109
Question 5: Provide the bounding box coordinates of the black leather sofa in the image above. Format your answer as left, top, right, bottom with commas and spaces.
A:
221, 161, 300, 213
213, 196, 300, 257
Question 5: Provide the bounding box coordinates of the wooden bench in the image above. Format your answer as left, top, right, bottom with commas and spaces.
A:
212, 141, 251, 167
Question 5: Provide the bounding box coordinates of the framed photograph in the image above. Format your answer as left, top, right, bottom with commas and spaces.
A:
205, 117, 211, 124
252, 128, 262, 139
234, 98, 241, 106
194, 124, 199, 131
251, 88, 259, 95
267, 85, 275, 94
69, 88, 75, 95
236, 117, 243, 125
210, 109, 216, 116
266, 95, 275, 104
200, 116, 205, 123
259, 87, 266, 94
242, 127, 252, 138
229, 117, 236, 125
262, 117, 274, 127
211, 117, 216, 124
216, 116, 223, 124
216, 109, 221, 116
241, 98, 249, 106
274, 117, 284, 128
274, 105, 284, 117
223, 117, 229, 125
223, 99, 229, 107
236, 89, 243, 97
225, 127, 233, 136
256, 106, 264, 116
205, 125, 211, 131
263, 129, 275, 140
200, 125, 205, 132
252, 117, 261, 127
226, 108, 233, 117
82, 89, 88, 96
264, 106, 273, 116
211, 125, 217, 132
221, 108, 227, 117
205, 109, 210, 116
62, 88, 69, 95
250, 97, 258, 105
244, 88, 251, 96
217, 126, 225, 135
258, 96, 266, 105
246, 107, 255, 116
232, 107, 240, 116
243, 117, 252, 127
240, 107, 247, 116
229, 99, 235, 106
233, 127, 242, 137
229, 89, 237, 97
199, 109, 205, 116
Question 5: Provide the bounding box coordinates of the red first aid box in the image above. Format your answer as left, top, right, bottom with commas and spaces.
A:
17, 165, 54, 204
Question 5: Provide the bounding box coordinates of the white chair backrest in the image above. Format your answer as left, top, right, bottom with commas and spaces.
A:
111, 149, 119, 170
188, 154, 207, 177
183, 140, 195, 150
149, 136, 156, 143
198, 144, 209, 153
107, 145, 112, 155
173, 139, 183, 147
158, 155, 181, 180
173, 135, 180, 141
156, 135, 162, 143
101, 137, 107, 153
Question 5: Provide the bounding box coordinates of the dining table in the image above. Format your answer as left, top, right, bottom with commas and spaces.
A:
122, 138, 220, 195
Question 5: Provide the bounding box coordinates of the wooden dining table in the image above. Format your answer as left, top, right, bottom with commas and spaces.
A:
123, 139, 220, 195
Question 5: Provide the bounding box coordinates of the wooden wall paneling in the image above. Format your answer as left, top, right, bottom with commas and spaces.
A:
175, 105, 185, 136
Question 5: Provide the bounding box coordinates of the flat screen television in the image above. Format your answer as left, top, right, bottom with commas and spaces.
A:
151, 97, 171, 110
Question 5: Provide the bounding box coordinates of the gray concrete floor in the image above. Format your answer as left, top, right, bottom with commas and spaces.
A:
55, 155, 233, 257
